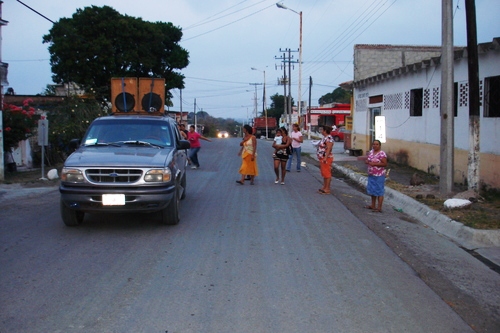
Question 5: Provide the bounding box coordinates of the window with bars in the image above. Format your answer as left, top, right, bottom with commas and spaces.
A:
410, 88, 423, 117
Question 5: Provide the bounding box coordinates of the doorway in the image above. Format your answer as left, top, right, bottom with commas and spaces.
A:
369, 107, 381, 145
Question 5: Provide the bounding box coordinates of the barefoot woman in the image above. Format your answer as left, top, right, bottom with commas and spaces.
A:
236, 125, 258, 185
365, 140, 388, 212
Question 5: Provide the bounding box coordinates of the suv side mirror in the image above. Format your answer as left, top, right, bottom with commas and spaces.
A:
178, 140, 191, 150
69, 138, 81, 151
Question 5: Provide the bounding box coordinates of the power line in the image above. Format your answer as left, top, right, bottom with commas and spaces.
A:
183, 3, 275, 41
16, 0, 55, 24
184, 0, 266, 30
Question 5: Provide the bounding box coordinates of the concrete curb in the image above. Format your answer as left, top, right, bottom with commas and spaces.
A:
333, 163, 500, 249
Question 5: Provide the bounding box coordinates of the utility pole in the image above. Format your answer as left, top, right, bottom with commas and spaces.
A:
249, 83, 262, 118
440, 0, 454, 197
179, 89, 183, 123
276, 52, 287, 127
194, 98, 197, 130
276, 48, 297, 129
465, 0, 480, 194
308, 76, 313, 139
287, 48, 293, 127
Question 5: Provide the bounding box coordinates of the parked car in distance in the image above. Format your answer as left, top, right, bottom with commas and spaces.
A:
217, 131, 229, 138
331, 127, 348, 142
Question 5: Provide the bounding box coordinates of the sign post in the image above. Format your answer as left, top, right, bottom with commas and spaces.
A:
38, 116, 49, 180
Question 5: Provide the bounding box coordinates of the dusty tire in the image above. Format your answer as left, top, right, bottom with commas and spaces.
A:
333, 136, 340, 142
160, 185, 180, 225
60, 200, 84, 226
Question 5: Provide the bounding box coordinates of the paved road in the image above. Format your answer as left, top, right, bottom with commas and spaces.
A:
0, 138, 473, 332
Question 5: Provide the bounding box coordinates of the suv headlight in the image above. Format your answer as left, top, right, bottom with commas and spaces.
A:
61, 168, 85, 183
145, 168, 171, 182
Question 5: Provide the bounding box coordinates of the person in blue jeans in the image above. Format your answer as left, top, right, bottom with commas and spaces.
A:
286, 123, 303, 172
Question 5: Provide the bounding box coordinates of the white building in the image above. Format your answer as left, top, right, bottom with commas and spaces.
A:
351, 38, 500, 189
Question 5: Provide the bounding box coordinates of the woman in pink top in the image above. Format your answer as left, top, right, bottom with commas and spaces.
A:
187, 125, 212, 169
365, 140, 388, 212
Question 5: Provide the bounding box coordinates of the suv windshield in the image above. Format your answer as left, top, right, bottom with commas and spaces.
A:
82, 119, 173, 148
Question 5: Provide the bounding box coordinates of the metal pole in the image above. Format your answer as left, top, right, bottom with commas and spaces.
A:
254, 85, 258, 118
308, 76, 312, 139
179, 88, 183, 122
440, 0, 454, 196
465, 0, 480, 193
264, 70, 268, 139
288, 48, 292, 128
0, 109, 3, 181
298, 11, 303, 123
283, 53, 287, 127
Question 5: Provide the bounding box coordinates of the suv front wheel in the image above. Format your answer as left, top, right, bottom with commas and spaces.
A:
160, 184, 180, 225
60, 200, 85, 226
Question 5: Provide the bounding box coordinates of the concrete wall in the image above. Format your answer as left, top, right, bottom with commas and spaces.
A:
354, 45, 442, 81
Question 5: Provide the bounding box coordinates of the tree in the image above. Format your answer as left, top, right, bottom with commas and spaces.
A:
42, 5, 189, 104
2, 99, 38, 152
267, 93, 294, 122
318, 87, 351, 105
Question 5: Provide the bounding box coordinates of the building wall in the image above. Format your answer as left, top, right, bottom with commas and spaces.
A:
352, 44, 500, 189
354, 45, 442, 81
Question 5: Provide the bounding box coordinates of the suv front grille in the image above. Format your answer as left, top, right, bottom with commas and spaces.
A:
86, 169, 143, 183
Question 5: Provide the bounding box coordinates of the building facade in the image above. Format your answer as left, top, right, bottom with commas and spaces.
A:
351, 38, 500, 189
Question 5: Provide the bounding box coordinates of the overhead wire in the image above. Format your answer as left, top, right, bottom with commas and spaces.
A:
277, 0, 397, 101
183, 2, 276, 41
184, 0, 266, 30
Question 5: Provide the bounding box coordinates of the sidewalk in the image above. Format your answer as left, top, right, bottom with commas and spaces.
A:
299, 138, 500, 268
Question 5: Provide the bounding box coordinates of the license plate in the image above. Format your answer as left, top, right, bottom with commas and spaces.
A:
102, 194, 125, 206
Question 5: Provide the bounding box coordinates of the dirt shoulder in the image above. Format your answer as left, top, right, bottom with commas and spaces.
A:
332, 159, 500, 230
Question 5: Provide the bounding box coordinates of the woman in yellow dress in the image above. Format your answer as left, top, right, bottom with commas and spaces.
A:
236, 124, 258, 185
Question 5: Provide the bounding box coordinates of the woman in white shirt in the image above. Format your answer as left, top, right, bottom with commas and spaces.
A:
286, 123, 303, 172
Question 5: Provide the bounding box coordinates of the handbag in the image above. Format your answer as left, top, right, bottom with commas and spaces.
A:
286, 145, 292, 156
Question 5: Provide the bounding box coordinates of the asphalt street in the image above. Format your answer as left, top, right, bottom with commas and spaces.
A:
0, 137, 496, 332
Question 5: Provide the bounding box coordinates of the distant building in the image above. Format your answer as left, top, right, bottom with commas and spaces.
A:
351, 38, 500, 189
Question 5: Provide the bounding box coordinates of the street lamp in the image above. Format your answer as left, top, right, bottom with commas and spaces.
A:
276, 2, 303, 124
251, 67, 268, 139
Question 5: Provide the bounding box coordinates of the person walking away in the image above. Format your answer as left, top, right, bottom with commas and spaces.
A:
365, 140, 387, 212
272, 127, 292, 185
236, 124, 258, 185
286, 123, 303, 172
187, 125, 212, 169
316, 126, 334, 194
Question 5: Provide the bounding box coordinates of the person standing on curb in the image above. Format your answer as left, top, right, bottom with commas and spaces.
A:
286, 123, 303, 172
187, 125, 212, 169
365, 139, 388, 212
317, 126, 334, 194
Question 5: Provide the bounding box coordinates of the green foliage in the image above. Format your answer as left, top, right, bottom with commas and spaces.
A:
2, 99, 38, 152
47, 97, 103, 153
318, 87, 352, 105
42, 5, 189, 103
266, 93, 294, 122
42, 84, 57, 96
